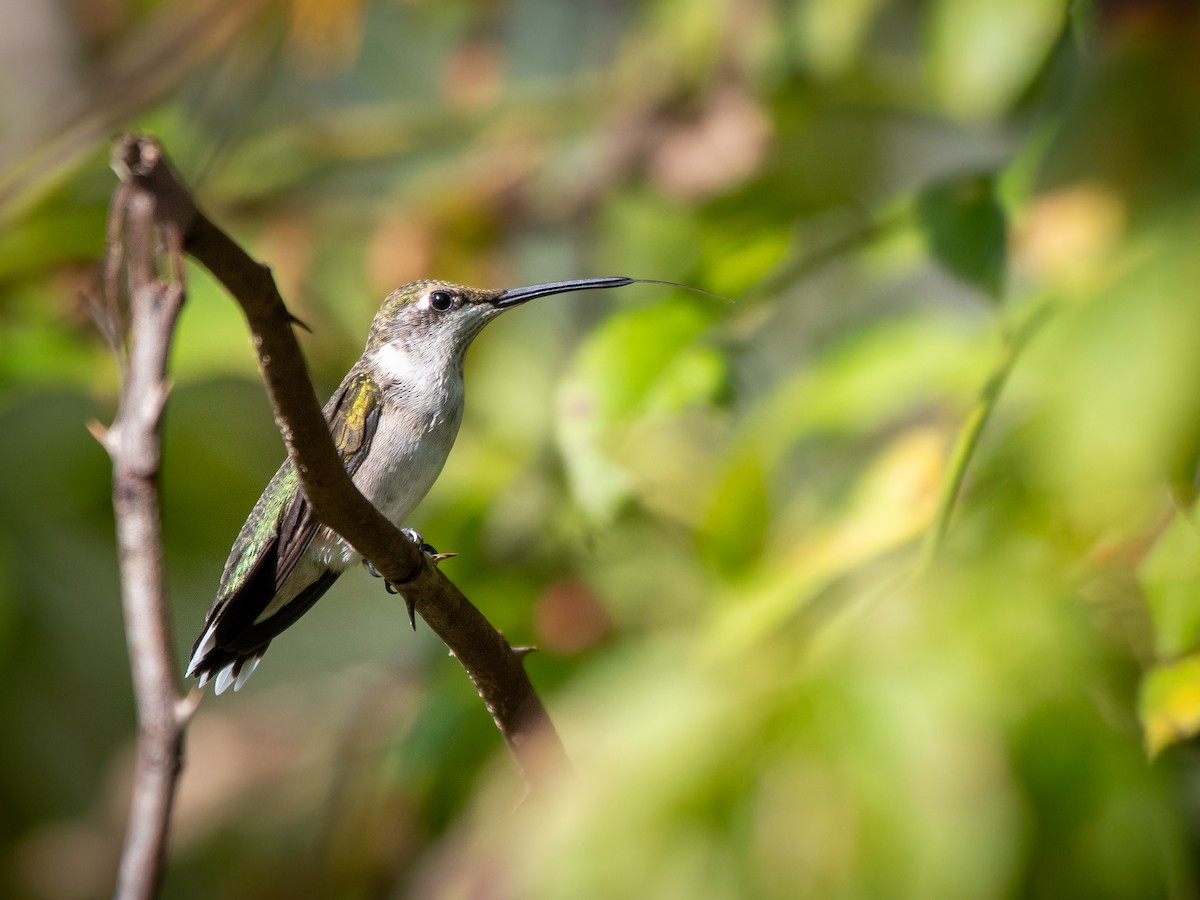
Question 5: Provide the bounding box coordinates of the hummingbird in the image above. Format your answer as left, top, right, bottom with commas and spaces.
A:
186, 276, 640, 694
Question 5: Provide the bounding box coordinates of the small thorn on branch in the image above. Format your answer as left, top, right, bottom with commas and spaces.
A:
149, 380, 174, 422
82, 288, 126, 357
174, 690, 204, 727
286, 311, 313, 333
87, 419, 112, 449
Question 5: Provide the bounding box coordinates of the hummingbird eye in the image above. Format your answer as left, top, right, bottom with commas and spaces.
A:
428, 290, 455, 312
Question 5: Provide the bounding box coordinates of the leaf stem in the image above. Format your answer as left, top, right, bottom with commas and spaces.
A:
917, 302, 1056, 571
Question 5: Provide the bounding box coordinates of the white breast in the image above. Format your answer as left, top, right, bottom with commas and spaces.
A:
312, 343, 465, 569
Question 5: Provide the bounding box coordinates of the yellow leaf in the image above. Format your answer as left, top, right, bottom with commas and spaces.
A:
1140, 653, 1200, 757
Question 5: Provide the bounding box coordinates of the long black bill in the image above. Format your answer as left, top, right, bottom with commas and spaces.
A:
492, 277, 636, 309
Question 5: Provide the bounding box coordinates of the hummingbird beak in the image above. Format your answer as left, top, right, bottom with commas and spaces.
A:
491, 277, 636, 309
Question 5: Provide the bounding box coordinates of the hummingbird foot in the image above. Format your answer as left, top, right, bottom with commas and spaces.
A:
367, 527, 453, 577
365, 528, 440, 579
401, 527, 439, 556
402, 528, 461, 567
372, 529, 458, 630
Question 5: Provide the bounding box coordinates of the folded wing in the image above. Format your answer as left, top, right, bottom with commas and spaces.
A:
187, 371, 384, 692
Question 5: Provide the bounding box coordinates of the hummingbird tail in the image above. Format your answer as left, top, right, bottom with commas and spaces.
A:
187, 569, 342, 695
188, 628, 267, 695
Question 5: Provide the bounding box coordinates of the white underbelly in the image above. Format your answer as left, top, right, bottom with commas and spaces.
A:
312, 397, 461, 570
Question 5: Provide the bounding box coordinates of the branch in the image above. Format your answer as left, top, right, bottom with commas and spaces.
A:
110, 134, 568, 785
97, 158, 195, 900
916, 301, 1056, 570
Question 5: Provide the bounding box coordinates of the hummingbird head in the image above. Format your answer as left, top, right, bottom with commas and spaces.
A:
364, 276, 636, 369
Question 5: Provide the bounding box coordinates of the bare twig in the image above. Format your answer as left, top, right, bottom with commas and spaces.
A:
98, 164, 194, 900
110, 133, 568, 786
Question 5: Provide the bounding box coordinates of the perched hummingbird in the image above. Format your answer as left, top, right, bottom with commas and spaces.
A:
187, 276, 639, 694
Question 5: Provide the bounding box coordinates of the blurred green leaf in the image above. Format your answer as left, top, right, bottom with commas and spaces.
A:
698, 451, 769, 577
917, 173, 1007, 301
556, 298, 722, 521
0, 203, 106, 281
1022, 224, 1200, 530
699, 218, 790, 300
596, 193, 704, 283
927, 0, 1069, 120
1139, 512, 1200, 660
793, 0, 888, 79
745, 314, 990, 462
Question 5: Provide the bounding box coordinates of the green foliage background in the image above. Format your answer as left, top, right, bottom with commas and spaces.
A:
2, 0, 1200, 897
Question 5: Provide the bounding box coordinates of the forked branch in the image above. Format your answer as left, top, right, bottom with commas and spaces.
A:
111, 134, 567, 779
98, 164, 193, 900
103, 132, 567, 897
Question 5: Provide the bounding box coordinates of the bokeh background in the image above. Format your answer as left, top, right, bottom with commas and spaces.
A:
3, 0, 1200, 897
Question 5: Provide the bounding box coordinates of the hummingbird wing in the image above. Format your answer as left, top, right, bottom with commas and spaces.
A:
187, 370, 384, 692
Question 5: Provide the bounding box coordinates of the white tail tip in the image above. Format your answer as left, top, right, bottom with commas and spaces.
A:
233, 655, 261, 692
